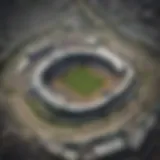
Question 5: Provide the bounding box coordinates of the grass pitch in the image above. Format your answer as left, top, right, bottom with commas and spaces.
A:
62, 66, 104, 96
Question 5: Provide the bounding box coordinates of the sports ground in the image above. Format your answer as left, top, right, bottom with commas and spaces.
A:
51, 64, 118, 103
62, 66, 104, 96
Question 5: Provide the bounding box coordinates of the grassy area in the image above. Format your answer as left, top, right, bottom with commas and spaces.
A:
25, 97, 81, 127
4, 86, 17, 95
63, 66, 104, 96
25, 97, 47, 118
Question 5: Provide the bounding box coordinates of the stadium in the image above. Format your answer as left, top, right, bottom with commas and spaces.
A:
0, 0, 160, 159
30, 47, 135, 122
1, 32, 157, 160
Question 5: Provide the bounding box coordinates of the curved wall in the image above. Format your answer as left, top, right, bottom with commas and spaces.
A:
32, 78, 136, 122
42, 53, 124, 84
31, 50, 136, 122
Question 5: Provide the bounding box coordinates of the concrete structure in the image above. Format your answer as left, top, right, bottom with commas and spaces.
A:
31, 47, 135, 122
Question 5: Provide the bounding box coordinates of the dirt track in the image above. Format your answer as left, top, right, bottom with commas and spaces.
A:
9, 93, 141, 143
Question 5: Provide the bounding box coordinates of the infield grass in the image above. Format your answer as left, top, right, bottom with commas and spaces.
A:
62, 66, 104, 96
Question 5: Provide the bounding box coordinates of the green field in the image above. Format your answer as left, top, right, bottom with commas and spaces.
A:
63, 66, 104, 96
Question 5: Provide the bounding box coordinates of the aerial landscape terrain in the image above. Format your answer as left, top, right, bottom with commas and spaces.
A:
0, 1, 160, 160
